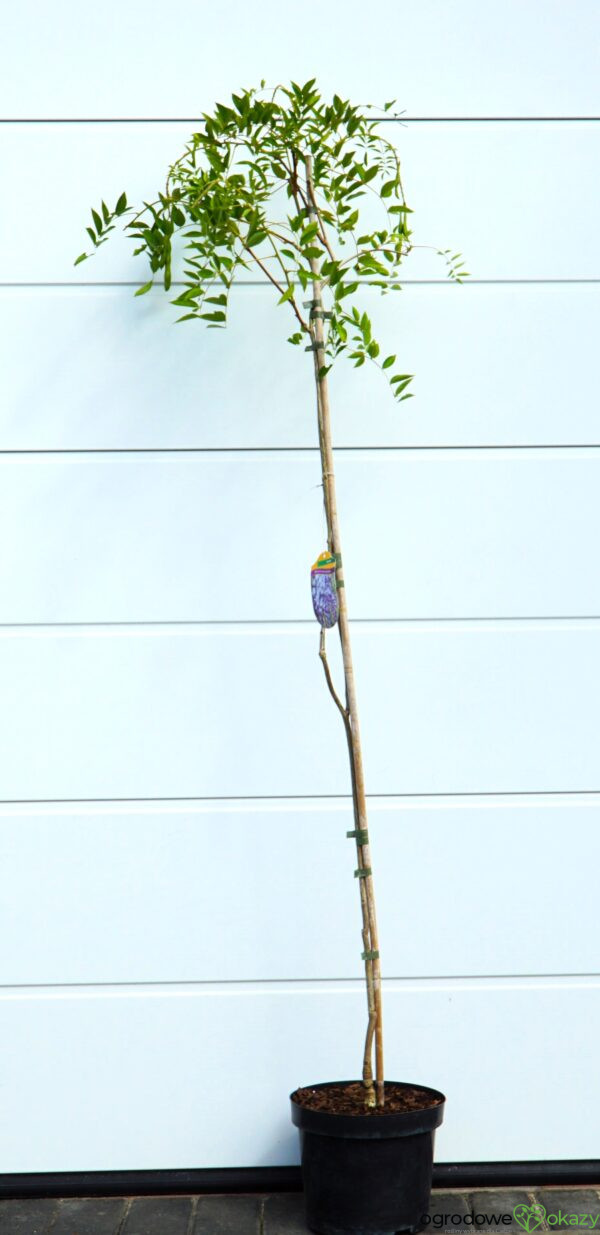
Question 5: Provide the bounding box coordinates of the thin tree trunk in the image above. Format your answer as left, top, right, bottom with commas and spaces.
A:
305, 155, 385, 1108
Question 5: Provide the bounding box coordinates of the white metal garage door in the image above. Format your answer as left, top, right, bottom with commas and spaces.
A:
0, 0, 599, 1171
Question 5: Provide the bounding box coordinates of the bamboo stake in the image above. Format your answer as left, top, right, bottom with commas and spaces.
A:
305, 154, 385, 1108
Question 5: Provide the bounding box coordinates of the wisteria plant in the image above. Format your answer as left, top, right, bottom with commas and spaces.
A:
76, 79, 467, 1109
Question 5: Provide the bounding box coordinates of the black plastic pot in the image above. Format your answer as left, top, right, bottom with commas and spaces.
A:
290, 1080, 445, 1235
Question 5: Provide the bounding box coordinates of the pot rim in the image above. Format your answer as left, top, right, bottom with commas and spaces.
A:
290, 1079, 445, 1140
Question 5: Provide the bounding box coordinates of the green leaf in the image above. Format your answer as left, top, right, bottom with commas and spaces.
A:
277, 286, 295, 305
74, 252, 89, 266
382, 355, 396, 369
200, 311, 227, 322
134, 281, 154, 296
101, 200, 111, 224
300, 222, 319, 243
391, 377, 412, 395
341, 209, 359, 231
115, 192, 128, 215
380, 180, 397, 198
215, 102, 236, 126
91, 208, 103, 236
334, 281, 358, 301
357, 257, 388, 277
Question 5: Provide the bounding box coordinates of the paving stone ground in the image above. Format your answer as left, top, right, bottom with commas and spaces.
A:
0, 1187, 598, 1234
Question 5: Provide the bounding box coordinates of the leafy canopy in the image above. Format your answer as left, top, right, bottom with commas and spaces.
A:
76, 79, 468, 401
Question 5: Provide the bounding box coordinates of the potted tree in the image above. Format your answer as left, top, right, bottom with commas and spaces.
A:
76, 80, 467, 1235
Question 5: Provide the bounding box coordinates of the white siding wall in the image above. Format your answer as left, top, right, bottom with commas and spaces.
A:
1, 0, 599, 1171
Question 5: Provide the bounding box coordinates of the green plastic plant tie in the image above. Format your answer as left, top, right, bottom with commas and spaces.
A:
346, 829, 369, 845
335, 579, 344, 588
302, 298, 331, 319
354, 867, 372, 879
304, 339, 325, 351
361, 949, 379, 961
333, 553, 342, 565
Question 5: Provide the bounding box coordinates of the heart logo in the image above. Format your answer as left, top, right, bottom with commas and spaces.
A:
514, 1204, 546, 1231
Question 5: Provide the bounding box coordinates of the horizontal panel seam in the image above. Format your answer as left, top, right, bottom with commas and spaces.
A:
1, 974, 598, 991
2, 117, 600, 124
2, 280, 599, 288
2, 445, 600, 454
1, 617, 600, 629
2, 790, 600, 805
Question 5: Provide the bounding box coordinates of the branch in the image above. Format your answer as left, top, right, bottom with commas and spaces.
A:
319, 628, 349, 724
243, 241, 309, 332
362, 1006, 377, 1106
266, 233, 309, 329
269, 227, 304, 255
335, 241, 408, 276
304, 167, 338, 265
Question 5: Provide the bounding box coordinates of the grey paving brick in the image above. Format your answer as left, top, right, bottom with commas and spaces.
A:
121, 1196, 193, 1235
424, 1191, 472, 1231
263, 1193, 310, 1234
50, 1197, 126, 1235
192, 1194, 262, 1234
536, 1191, 600, 1227
0, 1189, 595, 1235
0, 1199, 58, 1235
468, 1191, 536, 1232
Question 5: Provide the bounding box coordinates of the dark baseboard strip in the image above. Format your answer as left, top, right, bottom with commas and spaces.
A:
0, 1162, 598, 1198
435, 1161, 600, 1187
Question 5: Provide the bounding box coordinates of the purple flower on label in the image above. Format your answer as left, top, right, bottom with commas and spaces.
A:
311, 551, 339, 628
